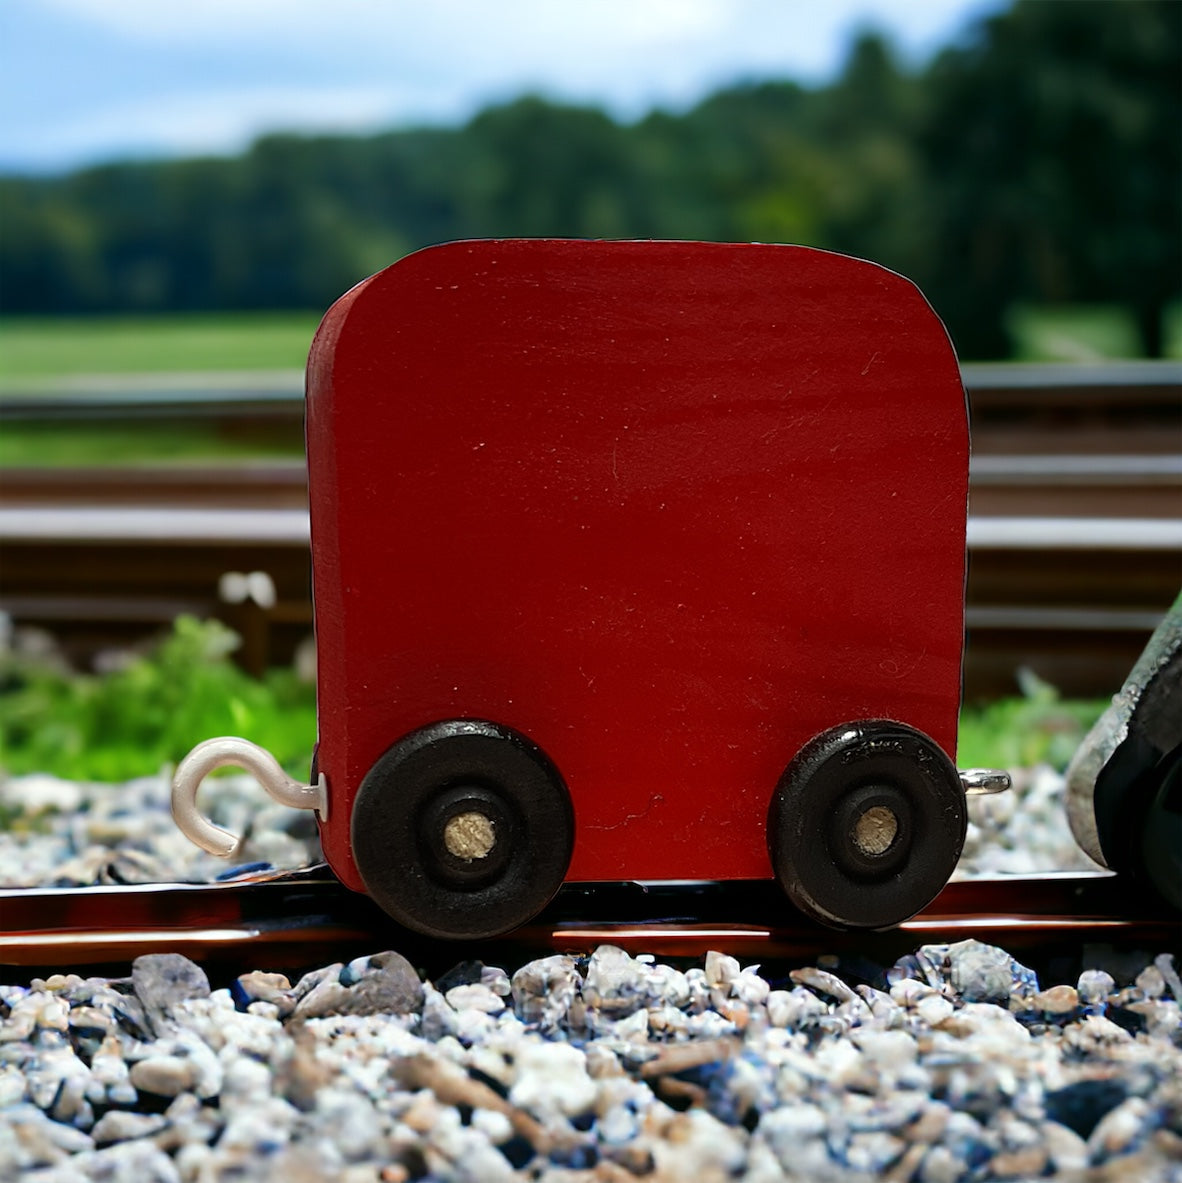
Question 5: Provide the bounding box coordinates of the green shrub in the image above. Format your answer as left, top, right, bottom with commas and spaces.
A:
957, 669, 1107, 772
0, 616, 316, 781
0, 615, 1105, 784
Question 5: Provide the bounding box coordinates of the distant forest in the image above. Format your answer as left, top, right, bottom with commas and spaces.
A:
1, 0, 1178, 358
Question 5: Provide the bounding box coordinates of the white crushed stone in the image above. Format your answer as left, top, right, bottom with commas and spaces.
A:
2, 768, 1175, 1180
0, 771, 321, 887
0, 943, 1179, 1181
1, 761, 1101, 889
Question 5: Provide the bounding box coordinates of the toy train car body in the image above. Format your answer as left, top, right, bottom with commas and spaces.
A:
175, 239, 1006, 939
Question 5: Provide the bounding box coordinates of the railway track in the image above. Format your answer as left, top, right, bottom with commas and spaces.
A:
1, 507, 1177, 697
3, 858, 1177, 1180
2, 453, 1180, 517
1, 867, 1175, 984
1, 362, 1179, 697
3, 359, 1179, 434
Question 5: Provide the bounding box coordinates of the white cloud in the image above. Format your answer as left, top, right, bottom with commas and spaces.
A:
8, 0, 1007, 169
29, 84, 417, 162
36, 0, 995, 65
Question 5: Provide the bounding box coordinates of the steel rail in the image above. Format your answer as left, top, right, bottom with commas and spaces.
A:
0, 869, 1176, 978
5, 453, 1181, 483
3, 457, 1180, 514
969, 455, 1182, 483
2, 360, 1178, 418
1, 362, 1177, 694
2, 508, 1179, 550
0, 514, 1176, 696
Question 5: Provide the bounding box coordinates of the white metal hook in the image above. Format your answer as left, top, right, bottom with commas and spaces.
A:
171, 736, 328, 857
959, 768, 1012, 796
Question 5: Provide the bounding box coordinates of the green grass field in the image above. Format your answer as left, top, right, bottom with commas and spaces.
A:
2, 303, 1178, 384
1007, 302, 1182, 363
0, 303, 1177, 466
0, 312, 320, 385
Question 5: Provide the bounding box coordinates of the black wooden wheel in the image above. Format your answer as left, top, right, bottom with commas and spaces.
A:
767, 720, 967, 929
351, 719, 574, 939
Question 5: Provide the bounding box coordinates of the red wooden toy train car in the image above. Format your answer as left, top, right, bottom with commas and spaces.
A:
173, 239, 1008, 939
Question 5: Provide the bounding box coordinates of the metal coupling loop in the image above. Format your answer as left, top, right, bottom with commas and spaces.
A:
171, 736, 328, 857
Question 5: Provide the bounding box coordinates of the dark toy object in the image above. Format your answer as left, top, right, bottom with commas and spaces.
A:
1067, 592, 1181, 910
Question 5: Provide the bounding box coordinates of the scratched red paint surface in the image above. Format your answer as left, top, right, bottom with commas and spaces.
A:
305, 240, 968, 893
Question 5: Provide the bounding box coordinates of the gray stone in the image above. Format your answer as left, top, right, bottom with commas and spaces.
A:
290, 962, 342, 1001
583, 944, 649, 1015
236, 970, 296, 1017
108, 993, 153, 1041
1077, 969, 1115, 1009
1155, 953, 1182, 1001
293, 950, 422, 1018
511, 954, 581, 1028
131, 954, 210, 1036
946, 939, 1017, 1004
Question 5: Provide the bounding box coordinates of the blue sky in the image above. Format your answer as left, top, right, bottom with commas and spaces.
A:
2, 0, 1007, 174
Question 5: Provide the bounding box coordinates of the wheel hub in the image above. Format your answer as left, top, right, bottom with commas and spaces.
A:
443, 810, 497, 860
853, 804, 897, 856
828, 781, 914, 880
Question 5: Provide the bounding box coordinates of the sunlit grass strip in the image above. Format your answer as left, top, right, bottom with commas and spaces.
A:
2, 303, 1179, 388
0, 312, 321, 384
0, 423, 303, 467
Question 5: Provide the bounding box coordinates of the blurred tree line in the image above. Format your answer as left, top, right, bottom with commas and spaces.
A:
0, 0, 1177, 358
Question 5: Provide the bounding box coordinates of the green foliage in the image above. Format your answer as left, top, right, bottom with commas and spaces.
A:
0, 4, 1177, 360
957, 669, 1107, 772
1007, 303, 1149, 363
0, 616, 316, 781
1, 614, 1103, 783
917, 0, 1181, 358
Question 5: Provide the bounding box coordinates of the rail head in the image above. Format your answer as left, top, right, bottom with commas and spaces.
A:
2, 360, 1178, 419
